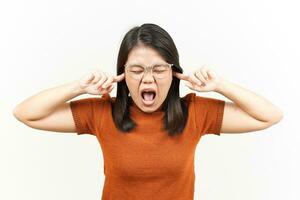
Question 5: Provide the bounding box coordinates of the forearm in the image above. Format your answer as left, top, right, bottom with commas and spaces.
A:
215, 79, 283, 123
13, 80, 85, 121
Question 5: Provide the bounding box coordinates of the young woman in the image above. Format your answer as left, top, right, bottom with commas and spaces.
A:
13, 23, 283, 200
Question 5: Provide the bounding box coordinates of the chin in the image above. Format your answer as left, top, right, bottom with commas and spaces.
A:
141, 109, 154, 113
139, 104, 158, 113
141, 102, 164, 113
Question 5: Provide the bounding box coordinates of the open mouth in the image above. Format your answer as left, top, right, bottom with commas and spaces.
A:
141, 90, 156, 105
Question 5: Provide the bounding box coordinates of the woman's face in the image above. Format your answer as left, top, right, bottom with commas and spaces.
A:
125, 45, 173, 113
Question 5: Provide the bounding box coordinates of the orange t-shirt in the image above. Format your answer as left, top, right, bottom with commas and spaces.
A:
70, 92, 225, 200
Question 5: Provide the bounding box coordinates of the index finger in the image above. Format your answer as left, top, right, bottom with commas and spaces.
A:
172, 71, 190, 81
113, 73, 125, 82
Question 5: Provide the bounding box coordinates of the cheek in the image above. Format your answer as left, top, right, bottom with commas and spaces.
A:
164, 77, 173, 88
158, 79, 173, 95
126, 79, 139, 94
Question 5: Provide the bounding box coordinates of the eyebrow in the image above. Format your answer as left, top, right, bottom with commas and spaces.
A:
126, 62, 167, 66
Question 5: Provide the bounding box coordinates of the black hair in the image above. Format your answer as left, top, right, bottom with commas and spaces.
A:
112, 23, 188, 136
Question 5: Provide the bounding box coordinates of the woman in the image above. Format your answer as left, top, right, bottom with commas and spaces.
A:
13, 23, 283, 200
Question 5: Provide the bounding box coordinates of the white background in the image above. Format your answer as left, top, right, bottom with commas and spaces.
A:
1, 0, 299, 199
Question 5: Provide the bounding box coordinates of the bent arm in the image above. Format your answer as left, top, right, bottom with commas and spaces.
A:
215, 79, 283, 133
13, 80, 85, 121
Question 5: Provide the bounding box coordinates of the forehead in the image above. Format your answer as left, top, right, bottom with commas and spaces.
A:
126, 46, 166, 65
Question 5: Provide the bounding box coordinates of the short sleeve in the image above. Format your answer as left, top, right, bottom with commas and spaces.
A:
194, 95, 225, 136
70, 97, 104, 135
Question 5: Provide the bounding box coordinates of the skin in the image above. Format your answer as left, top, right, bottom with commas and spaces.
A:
173, 66, 283, 133
124, 45, 173, 113
84, 52, 284, 133
13, 47, 282, 134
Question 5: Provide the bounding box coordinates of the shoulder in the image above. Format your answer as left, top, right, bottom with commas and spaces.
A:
182, 92, 225, 108
181, 92, 212, 103
70, 93, 113, 109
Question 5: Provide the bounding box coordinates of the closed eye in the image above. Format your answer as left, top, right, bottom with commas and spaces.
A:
131, 70, 144, 74
153, 70, 166, 73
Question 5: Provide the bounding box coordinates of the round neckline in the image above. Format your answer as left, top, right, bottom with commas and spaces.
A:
129, 97, 164, 116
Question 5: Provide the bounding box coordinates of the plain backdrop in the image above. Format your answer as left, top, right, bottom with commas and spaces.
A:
1, 0, 299, 200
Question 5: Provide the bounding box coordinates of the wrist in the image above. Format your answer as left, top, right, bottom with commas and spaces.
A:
214, 78, 230, 94
69, 80, 86, 96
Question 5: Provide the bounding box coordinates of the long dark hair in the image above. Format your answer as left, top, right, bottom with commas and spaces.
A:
112, 23, 188, 136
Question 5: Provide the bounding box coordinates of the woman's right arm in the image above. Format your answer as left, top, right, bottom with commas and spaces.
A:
12, 71, 123, 133
13, 80, 86, 133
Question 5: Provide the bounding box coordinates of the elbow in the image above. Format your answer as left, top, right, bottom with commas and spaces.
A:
275, 109, 284, 123
13, 106, 21, 121
268, 109, 284, 125
13, 106, 26, 122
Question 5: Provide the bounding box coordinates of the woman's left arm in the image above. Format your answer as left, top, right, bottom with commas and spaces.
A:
215, 79, 283, 133
173, 66, 284, 133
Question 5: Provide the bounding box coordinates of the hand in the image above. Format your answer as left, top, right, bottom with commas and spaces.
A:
79, 70, 125, 95
173, 65, 224, 92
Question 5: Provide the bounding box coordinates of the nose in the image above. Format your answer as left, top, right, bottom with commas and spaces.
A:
141, 70, 155, 83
